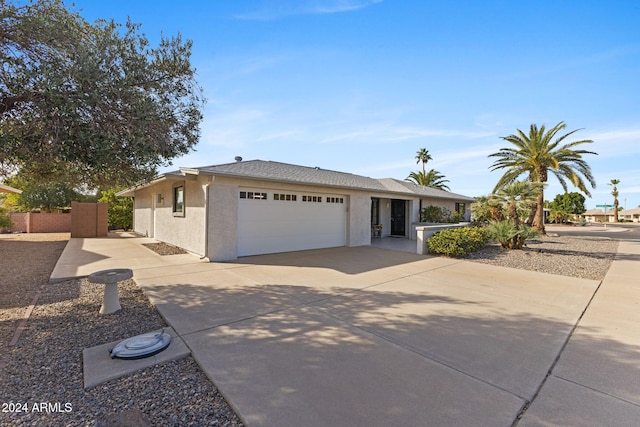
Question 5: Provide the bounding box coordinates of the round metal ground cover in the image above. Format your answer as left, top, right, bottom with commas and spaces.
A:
109, 330, 172, 360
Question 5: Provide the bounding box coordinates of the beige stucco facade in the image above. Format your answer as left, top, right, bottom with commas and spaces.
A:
128, 169, 472, 261
132, 175, 210, 256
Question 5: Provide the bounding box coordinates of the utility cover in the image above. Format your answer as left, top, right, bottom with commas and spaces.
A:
109, 330, 172, 360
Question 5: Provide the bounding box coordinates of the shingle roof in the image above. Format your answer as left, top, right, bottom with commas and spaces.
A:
621, 207, 640, 215
187, 160, 474, 201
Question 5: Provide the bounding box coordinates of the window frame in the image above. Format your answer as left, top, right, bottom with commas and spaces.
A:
173, 183, 185, 217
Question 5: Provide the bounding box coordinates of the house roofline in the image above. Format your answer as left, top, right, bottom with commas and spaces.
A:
118, 160, 475, 202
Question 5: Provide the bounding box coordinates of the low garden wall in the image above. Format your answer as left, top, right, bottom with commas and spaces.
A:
414, 222, 471, 255
9, 212, 72, 233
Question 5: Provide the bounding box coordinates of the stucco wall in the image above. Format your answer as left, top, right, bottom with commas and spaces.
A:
130, 173, 472, 261
347, 193, 372, 247
207, 181, 238, 261
132, 176, 209, 256
132, 186, 153, 237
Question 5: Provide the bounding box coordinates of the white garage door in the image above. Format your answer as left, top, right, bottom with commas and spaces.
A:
237, 189, 347, 257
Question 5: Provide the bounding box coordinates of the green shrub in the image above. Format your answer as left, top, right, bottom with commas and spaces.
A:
421, 206, 460, 223
486, 220, 538, 249
98, 188, 133, 230
427, 226, 490, 257
0, 208, 13, 230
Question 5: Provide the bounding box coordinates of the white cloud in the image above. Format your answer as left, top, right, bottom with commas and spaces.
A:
256, 130, 303, 142
588, 127, 640, 159
320, 123, 495, 144
234, 0, 383, 21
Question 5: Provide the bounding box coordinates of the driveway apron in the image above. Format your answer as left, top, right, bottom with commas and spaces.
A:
133, 245, 600, 426
52, 235, 619, 426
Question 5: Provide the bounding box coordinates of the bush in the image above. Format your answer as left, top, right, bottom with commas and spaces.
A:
421, 206, 459, 223
427, 226, 490, 257
98, 188, 133, 230
486, 220, 538, 249
0, 208, 13, 230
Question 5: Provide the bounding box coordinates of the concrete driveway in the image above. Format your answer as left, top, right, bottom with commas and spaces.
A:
52, 234, 640, 426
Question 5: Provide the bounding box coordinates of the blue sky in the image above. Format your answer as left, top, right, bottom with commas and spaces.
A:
72, 0, 640, 209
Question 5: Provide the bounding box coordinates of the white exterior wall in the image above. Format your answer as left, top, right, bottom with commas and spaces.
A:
132, 187, 153, 238
348, 193, 373, 247
131, 176, 209, 256
205, 178, 385, 261
131, 173, 474, 261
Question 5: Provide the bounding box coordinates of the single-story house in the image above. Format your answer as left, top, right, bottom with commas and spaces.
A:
580, 209, 611, 223
619, 207, 640, 222
580, 208, 640, 223
119, 159, 475, 261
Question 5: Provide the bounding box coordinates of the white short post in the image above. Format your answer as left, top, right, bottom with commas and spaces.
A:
100, 282, 121, 314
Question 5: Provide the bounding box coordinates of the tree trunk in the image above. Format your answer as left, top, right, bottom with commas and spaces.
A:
525, 202, 537, 226
534, 192, 546, 234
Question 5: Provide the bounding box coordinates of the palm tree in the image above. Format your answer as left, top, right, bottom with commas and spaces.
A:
609, 179, 620, 222
491, 181, 543, 229
415, 148, 432, 173
489, 121, 597, 234
470, 195, 505, 223
488, 181, 542, 249
406, 169, 451, 191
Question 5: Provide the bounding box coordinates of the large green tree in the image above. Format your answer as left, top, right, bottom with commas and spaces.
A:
406, 169, 451, 191
548, 192, 586, 215
489, 121, 597, 234
1, 0, 205, 187
2, 168, 96, 211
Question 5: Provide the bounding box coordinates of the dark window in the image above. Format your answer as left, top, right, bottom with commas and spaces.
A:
275, 193, 297, 201
173, 185, 184, 216
371, 198, 380, 226
241, 191, 267, 200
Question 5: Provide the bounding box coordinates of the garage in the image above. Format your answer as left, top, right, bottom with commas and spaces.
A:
237, 188, 347, 257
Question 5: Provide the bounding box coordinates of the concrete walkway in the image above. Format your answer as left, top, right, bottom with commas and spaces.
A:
51, 233, 640, 426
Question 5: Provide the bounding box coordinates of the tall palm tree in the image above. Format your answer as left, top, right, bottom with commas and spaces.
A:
609, 179, 620, 223
415, 148, 432, 173
489, 121, 597, 234
406, 169, 451, 191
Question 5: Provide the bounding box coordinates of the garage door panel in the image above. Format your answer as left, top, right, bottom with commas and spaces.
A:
238, 191, 347, 256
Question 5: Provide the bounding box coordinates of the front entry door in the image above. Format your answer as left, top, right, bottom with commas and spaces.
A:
391, 199, 406, 236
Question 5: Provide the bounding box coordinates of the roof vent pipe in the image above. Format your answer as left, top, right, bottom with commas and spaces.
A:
234, 156, 243, 162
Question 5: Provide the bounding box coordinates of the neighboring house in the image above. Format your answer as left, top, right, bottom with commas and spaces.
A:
580, 209, 609, 223
578, 208, 640, 223
119, 159, 475, 261
619, 208, 640, 223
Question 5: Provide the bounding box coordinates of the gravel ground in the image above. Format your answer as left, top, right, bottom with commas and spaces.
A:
0, 232, 618, 426
466, 235, 618, 281
142, 242, 189, 256
0, 233, 243, 427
